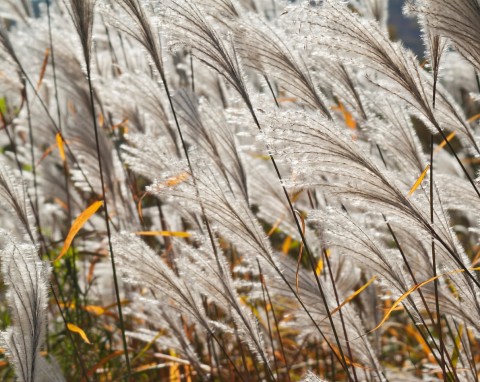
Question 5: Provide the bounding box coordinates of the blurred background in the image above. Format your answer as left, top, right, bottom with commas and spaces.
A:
389, 0, 423, 56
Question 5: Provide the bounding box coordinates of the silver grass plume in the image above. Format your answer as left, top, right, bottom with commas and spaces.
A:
0, 236, 50, 382
173, 90, 249, 200
0, 158, 37, 243
364, 98, 426, 174
404, 3, 448, 108
112, 233, 209, 327
286, 0, 480, 153
163, 0, 251, 105
65, 0, 96, 66
263, 110, 480, 294
351, 0, 389, 27
103, 0, 165, 76
235, 17, 331, 116
174, 238, 272, 369
407, 0, 480, 72
149, 165, 276, 266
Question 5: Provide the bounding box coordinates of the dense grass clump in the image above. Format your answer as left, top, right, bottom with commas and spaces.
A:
0, 0, 480, 380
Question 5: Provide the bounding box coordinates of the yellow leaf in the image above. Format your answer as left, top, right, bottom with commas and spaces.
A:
408, 164, 430, 197
434, 131, 456, 154
169, 349, 181, 382
368, 276, 440, 334
56, 133, 66, 162
329, 276, 377, 317
131, 330, 164, 365
315, 249, 331, 276
467, 113, 480, 123
55, 201, 104, 262
67, 323, 91, 344
369, 266, 480, 334
315, 259, 324, 276
134, 231, 191, 238
84, 305, 105, 316
282, 236, 292, 255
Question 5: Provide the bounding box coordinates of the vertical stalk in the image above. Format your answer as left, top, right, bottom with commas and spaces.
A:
431, 135, 446, 380
84, 64, 131, 377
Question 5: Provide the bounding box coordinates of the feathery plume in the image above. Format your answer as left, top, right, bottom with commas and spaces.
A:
0, 236, 50, 382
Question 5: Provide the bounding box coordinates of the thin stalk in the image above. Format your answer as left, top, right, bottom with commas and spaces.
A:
46, 0, 79, 319
258, 260, 292, 381
324, 251, 359, 382
431, 135, 446, 380
257, 261, 281, 380
85, 63, 131, 376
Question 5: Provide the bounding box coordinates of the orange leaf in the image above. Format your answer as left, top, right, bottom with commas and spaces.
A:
98, 113, 105, 127
282, 236, 292, 255
368, 266, 480, 334
467, 113, 480, 123
67, 323, 91, 344
334, 101, 356, 129
164, 172, 190, 188
56, 133, 66, 162
408, 164, 430, 197
54, 197, 68, 211
434, 131, 456, 154
329, 276, 376, 317
134, 231, 191, 238
55, 201, 104, 261
84, 305, 105, 316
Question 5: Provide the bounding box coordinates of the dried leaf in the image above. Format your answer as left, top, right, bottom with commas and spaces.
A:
56, 133, 66, 162
55, 200, 104, 261
434, 131, 456, 154
35, 48, 50, 91
67, 323, 91, 344
329, 276, 377, 317
408, 164, 430, 197
282, 236, 292, 255
134, 231, 191, 238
